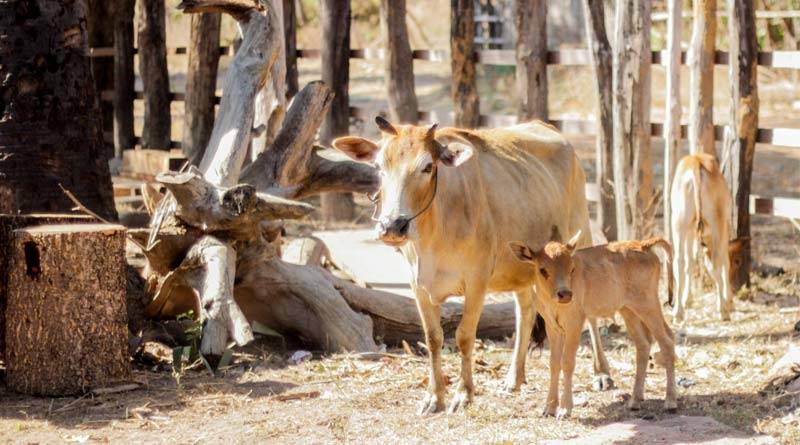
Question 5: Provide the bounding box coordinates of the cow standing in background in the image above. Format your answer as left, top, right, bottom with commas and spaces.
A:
333, 117, 610, 414
671, 153, 746, 324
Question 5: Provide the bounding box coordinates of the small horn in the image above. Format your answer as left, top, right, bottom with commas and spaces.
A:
375, 116, 398, 135
426, 122, 438, 139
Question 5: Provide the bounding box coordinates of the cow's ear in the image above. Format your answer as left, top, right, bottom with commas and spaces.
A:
437, 142, 473, 167
566, 230, 582, 253
332, 136, 380, 163
509, 242, 538, 263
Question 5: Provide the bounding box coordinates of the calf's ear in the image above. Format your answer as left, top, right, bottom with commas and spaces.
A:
437, 142, 473, 168
332, 136, 380, 163
509, 242, 537, 263
566, 230, 582, 252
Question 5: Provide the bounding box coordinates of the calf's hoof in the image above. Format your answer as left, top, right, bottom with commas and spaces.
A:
418, 392, 445, 416
627, 397, 643, 411
541, 406, 557, 417
447, 388, 473, 414
555, 407, 572, 420
592, 374, 615, 391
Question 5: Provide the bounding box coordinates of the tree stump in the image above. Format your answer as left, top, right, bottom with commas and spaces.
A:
5, 224, 130, 396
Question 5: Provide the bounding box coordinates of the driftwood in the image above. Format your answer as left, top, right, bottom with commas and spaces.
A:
139, 0, 515, 356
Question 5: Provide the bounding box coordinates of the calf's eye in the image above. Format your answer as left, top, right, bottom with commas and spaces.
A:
539, 268, 549, 279
421, 162, 433, 174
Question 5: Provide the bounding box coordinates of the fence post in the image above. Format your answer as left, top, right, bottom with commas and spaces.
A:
688, 0, 716, 156
87, 0, 115, 158
113, 0, 136, 157
284, 0, 299, 99
320, 0, 356, 221
183, 13, 222, 165
663, 0, 683, 242
380, 0, 418, 124
725, 0, 759, 290
514, 0, 547, 121
138, 0, 172, 149
612, 0, 653, 240
450, 0, 480, 128
582, 0, 616, 242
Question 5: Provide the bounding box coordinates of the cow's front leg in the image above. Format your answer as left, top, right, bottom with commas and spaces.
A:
504, 286, 534, 392
449, 283, 487, 413
415, 290, 446, 415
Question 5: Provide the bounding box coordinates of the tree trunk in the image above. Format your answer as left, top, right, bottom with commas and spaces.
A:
450, 0, 480, 128
612, 0, 652, 240
251, 0, 287, 159
582, 0, 616, 241
515, 0, 548, 121
6, 224, 130, 396
87, 0, 115, 158
0, 214, 93, 364
183, 13, 222, 165
283, 0, 299, 99
320, 0, 356, 221
724, 0, 758, 291
138, 0, 172, 149
688, 0, 716, 156
114, 0, 137, 157
0, 0, 117, 221
663, 0, 683, 242
381, 0, 418, 124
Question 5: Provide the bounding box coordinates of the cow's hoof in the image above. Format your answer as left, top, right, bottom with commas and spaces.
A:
555, 407, 571, 420
541, 407, 556, 417
592, 374, 615, 391
664, 399, 678, 413
447, 389, 472, 414
502, 376, 523, 393
418, 393, 445, 416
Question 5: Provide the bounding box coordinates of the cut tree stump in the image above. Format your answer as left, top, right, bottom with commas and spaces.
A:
5, 224, 130, 396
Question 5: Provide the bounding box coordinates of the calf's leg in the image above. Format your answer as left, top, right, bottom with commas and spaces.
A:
619, 308, 651, 410
504, 286, 534, 392
449, 284, 487, 413
630, 305, 678, 412
543, 316, 563, 417
415, 290, 446, 415
673, 235, 693, 325
558, 319, 583, 419
588, 318, 614, 391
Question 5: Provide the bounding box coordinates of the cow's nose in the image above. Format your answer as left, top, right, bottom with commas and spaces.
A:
377, 217, 411, 244
557, 288, 573, 303
391, 217, 410, 236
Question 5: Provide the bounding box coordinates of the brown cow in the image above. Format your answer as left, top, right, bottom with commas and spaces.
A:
333, 118, 608, 414
510, 230, 677, 418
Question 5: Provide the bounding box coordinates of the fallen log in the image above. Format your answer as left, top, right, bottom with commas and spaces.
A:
6, 224, 130, 396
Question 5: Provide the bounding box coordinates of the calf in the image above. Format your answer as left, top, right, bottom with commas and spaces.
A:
510, 230, 677, 418
670, 154, 744, 324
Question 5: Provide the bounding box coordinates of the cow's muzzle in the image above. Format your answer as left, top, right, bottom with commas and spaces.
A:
377, 217, 410, 246
556, 288, 573, 304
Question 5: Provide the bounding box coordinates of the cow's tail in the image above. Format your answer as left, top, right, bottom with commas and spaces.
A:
531, 313, 547, 350
642, 238, 674, 307
690, 159, 705, 241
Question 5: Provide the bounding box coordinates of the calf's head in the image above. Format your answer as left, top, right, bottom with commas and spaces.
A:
332, 117, 473, 246
509, 228, 582, 304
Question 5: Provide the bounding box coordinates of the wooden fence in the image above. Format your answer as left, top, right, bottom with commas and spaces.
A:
91, 45, 800, 219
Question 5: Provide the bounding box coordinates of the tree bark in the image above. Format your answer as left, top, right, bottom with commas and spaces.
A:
450, 0, 480, 128
663, 0, 683, 242
515, 0, 548, 121
0, 0, 117, 221
283, 0, 299, 98
183, 13, 222, 165
688, 0, 716, 156
380, 0, 418, 124
6, 224, 130, 396
87, 0, 115, 158
582, 0, 616, 241
114, 0, 137, 157
138, 0, 172, 149
612, 0, 653, 240
724, 0, 758, 290
320, 0, 356, 221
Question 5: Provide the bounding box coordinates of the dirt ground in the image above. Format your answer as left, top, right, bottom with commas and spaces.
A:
1, 271, 799, 444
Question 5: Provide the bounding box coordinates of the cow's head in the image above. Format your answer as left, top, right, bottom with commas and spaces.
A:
509, 227, 582, 304
332, 117, 473, 246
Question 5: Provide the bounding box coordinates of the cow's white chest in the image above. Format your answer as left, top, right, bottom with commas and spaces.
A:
402, 244, 466, 304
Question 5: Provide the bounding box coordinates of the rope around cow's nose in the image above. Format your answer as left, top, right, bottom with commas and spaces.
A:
369, 167, 440, 225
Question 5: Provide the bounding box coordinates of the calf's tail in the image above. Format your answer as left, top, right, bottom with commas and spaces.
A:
643, 238, 674, 307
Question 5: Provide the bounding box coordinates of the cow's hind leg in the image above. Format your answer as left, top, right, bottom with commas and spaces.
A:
504, 286, 534, 392
588, 318, 614, 391
415, 290, 446, 415
449, 283, 488, 413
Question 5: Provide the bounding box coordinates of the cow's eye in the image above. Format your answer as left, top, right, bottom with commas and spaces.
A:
421, 162, 433, 174
539, 268, 549, 279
